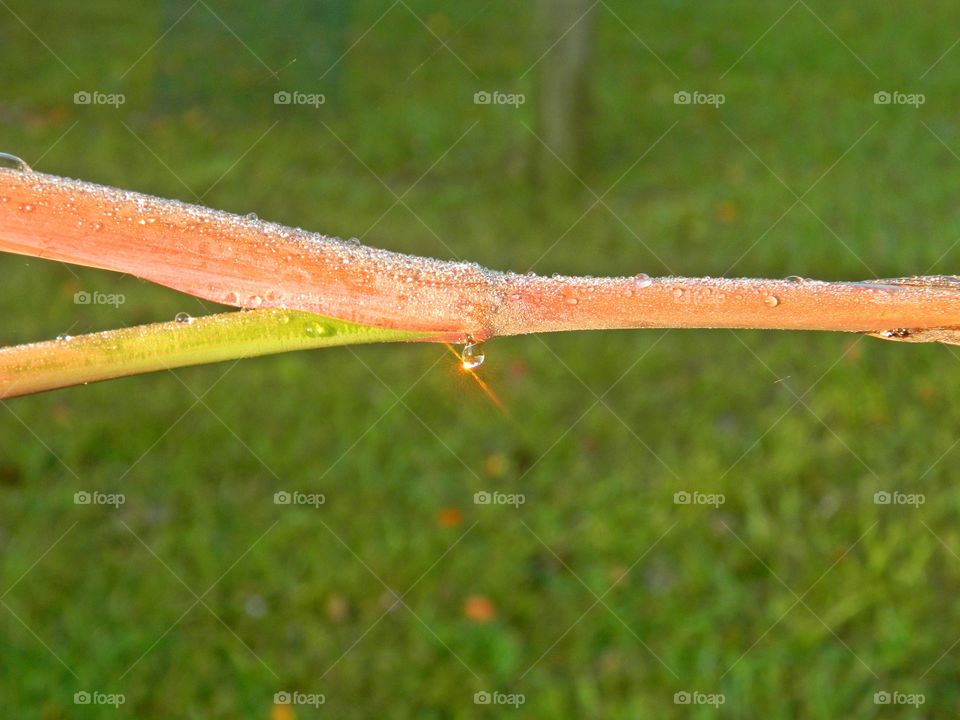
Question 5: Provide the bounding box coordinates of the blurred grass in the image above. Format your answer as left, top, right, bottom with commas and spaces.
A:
3, 1, 960, 717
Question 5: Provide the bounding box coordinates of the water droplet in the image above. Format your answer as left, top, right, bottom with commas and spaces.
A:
634, 273, 652, 288
174, 312, 193, 324
18, 203, 33, 213
461, 342, 485, 370
566, 297, 579, 305
55, 334, 72, 342
305, 322, 328, 338
785, 275, 805, 283
509, 293, 521, 301
277, 313, 291, 325
93, 222, 103, 231
764, 295, 780, 307
0, 152, 31, 172
0, 196, 8, 203
347, 236, 361, 245
245, 212, 258, 221
224, 291, 240, 305
248, 295, 264, 308
672, 288, 684, 299
137, 218, 146, 225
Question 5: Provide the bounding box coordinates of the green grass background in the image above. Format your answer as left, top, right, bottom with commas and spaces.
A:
2, 1, 960, 717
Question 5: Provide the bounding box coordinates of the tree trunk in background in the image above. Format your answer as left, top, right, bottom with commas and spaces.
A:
536, 0, 596, 191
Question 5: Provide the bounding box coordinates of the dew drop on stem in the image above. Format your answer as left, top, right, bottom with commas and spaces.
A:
0, 152, 31, 172
174, 312, 193, 324
305, 322, 328, 338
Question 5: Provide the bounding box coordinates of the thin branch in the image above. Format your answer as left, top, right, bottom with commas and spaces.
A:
0, 309, 431, 399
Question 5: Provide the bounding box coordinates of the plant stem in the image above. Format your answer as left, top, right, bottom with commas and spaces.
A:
4, 168, 960, 342
2, 167, 960, 398
0, 309, 432, 399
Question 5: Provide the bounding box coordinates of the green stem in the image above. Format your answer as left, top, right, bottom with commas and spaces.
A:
0, 309, 435, 399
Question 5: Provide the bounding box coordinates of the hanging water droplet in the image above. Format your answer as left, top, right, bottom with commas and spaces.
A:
764, 295, 780, 307
174, 312, 193, 324
785, 275, 805, 283
461, 342, 485, 370
634, 273, 653, 288
0, 152, 31, 172
246, 212, 258, 221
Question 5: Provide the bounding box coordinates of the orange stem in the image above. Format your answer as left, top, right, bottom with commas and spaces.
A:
2, 167, 960, 343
